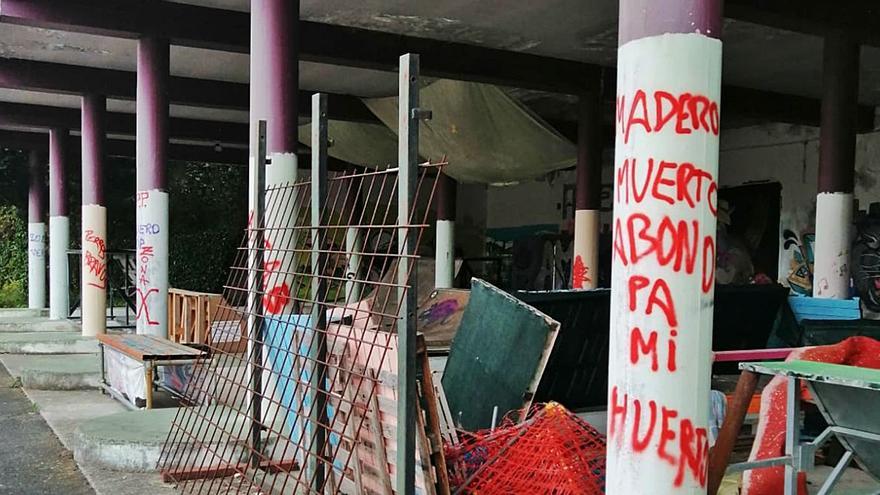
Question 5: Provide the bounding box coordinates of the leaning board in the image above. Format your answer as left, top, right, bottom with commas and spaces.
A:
441, 278, 560, 431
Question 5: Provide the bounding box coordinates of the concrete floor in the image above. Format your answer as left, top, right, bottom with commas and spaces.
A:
1, 312, 878, 494
0, 361, 93, 495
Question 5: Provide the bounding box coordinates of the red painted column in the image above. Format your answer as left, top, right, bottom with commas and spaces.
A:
812, 31, 860, 299
250, 0, 299, 316
48, 128, 70, 319
81, 94, 107, 336
135, 35, 170, 337
27, 149, 47, 309
572, 93, 602, 290
608, 1, 722, 493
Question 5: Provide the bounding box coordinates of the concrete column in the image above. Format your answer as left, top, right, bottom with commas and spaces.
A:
572, 93, 602, 290
81, 94, 107, 336
435, 173, 456, 289
345, 179, 363, 301
251, 0, 299, 316
48, 128, 70, 319
813, 31, 860, 299
27, 150, 47, 310
608, 1, 722, 493
135, 35, 170, 337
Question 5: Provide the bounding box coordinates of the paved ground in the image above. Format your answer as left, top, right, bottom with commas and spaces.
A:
0, 362, 93, 495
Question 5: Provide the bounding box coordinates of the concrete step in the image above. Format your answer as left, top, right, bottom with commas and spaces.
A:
1, 354, 101, 390
0, 332, 97, 354
0, 318, 80, 333
73, 405, 252, 472
0, 308, 49, 319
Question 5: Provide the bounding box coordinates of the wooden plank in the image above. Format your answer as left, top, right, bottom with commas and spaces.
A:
367, 372, 394, 495
714, 348, 793, 362
97, 334, 206, 361
417, 336, 450, 495
707, 370, 758, 495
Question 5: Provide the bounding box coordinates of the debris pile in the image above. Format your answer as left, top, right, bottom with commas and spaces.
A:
445, 402, 606, 494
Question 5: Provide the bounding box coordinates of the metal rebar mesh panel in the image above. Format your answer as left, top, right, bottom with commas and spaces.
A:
158, 162, 443, 494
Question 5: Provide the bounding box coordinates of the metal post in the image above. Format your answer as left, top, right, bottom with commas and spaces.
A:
396, 52, 419, 495
248, 120, 267, 467
309, 93, 329, 490
784, 376, 801, 495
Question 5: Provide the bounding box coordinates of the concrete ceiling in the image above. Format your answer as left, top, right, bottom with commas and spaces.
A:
0, 0, 878, 144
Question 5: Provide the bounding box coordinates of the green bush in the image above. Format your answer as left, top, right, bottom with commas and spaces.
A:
0, 205, 27, 307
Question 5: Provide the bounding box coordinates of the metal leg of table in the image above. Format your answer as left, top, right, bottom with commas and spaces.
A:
144, 361, 154, 409
816, 450, 853, 495
785, 376, 801, 495
98, 343, 106, 392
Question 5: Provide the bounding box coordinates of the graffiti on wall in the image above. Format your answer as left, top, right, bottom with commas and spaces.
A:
782, 229, 814, 296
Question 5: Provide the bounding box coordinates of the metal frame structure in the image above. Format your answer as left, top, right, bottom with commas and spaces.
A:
728, 362, 880, 495
158, 54, 443, 494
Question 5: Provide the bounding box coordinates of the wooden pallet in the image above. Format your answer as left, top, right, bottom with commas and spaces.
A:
168, 288, 245, 353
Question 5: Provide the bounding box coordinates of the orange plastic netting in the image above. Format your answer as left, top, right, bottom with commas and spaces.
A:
445, 402, 606, 494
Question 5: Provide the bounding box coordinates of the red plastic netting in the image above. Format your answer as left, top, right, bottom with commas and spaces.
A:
445, 402, 607, 494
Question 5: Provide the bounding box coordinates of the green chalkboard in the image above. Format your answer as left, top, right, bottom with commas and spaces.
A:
441, 278, 559, 430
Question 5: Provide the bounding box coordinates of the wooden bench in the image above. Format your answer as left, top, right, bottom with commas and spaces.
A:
97, 334, 207, 409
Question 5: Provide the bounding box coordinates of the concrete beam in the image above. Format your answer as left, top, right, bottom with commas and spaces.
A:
0, 129, 361, 170
725, 0, 880, 48
0, 101, 248, 145
0, 0, 595, 93
0, 58, 376, 122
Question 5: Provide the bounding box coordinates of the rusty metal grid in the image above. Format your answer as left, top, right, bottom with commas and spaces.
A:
158, 161, 444, 494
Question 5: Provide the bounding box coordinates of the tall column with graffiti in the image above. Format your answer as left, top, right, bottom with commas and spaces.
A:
607, 1, 722, 493
27, 150, 47, 310
436, 173, 457, 289
813, 31, 860, 299
81, 94, 107, 336
251, 0, 300, 318
48, 128, 70, 319
572, 93, 602, 290
135, 36, 170, 337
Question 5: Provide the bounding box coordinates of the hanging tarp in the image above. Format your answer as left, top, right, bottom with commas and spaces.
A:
364, 79, 577, 184
298, 119, 399, 168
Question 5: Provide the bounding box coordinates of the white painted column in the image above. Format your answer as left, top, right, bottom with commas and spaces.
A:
813, 193, 853, 298
345, 226, 362, 301
48, 128, 70, 319
435, 173, 456, 289
135, 36, 170, 337
572, 210, 599, 289
27, 150, 47, 310
135, 190, 169, 335
262, 153, 298, 316
813, 32, 860, 300
27, 223, 47, 309
607, 1, 722, 491
81, 205, 107, 336
435, 220, 455, 289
